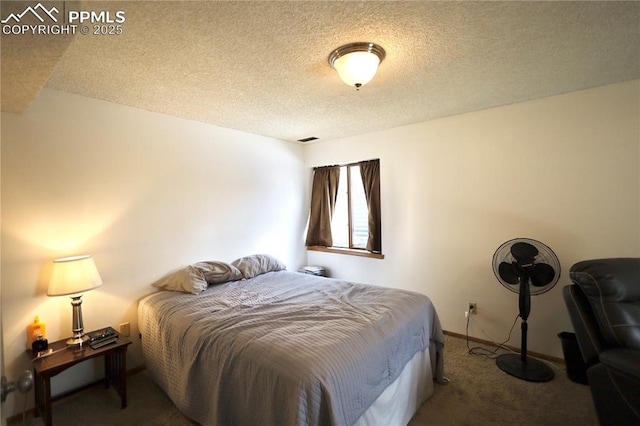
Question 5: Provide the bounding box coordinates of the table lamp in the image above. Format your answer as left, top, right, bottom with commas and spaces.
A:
48, 255, 103, 347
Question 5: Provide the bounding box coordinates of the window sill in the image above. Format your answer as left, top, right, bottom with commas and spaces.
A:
306, 246, 385, 259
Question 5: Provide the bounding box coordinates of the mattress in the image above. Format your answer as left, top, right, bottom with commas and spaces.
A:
138, 270, 444, 425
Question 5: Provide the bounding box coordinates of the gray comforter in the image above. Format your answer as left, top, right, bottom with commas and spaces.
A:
138, 270, 444, 426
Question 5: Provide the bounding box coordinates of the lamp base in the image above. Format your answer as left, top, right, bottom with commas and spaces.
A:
67, 294, 89, 347
66, 334, 90, 348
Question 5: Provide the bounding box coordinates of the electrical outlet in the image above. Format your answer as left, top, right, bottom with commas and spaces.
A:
119, 322, 130, 337
468, 302, 477, 315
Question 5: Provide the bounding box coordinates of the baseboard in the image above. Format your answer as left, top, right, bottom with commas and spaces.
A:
444, 330, 565, 365
7, 365, 147, 425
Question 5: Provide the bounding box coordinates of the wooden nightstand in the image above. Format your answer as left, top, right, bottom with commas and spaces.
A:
31, 330, 132, 426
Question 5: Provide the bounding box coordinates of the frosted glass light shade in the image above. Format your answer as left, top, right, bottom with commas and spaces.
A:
328, 42, 386, 89
333, 52, 381, 88
48, 255, 103, 296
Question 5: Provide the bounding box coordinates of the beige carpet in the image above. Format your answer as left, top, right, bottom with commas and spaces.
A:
409, 334, 598, 425
13, 334, 598, 426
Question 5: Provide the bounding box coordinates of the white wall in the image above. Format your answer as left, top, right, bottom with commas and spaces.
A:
305, 80, 640, 359
0, 89, 308, 416
1, 81, 638, 417
0, 116, 4, 426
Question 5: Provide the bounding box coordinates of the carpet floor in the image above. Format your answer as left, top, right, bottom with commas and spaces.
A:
13, 334, 598, 425
409, 334, 598, 425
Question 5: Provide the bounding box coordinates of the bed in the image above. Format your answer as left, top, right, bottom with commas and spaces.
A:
138, 255, 445, 426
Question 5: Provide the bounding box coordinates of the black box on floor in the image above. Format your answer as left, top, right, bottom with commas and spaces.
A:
558, 331, 588, 385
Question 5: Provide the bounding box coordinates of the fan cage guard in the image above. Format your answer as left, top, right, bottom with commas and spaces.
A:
492, 237, 561, 295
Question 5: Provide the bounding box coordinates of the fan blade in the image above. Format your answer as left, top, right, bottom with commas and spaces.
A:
511, 242, 539, 260
530, 263, 556, 287
498, 262, 520, 284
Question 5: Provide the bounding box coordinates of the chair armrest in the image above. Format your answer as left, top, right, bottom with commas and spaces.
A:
599, 348, 640, 381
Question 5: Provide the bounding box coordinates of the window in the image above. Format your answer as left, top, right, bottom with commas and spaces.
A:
331, 164, 369, 250
305, 159, 382, 258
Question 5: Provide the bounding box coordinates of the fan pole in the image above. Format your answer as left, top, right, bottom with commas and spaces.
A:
519, 277, 531, 363
496, 275, 554, 382
520, 320, 528, 364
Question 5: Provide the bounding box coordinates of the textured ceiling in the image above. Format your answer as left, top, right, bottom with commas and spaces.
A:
2, 1, 639, 142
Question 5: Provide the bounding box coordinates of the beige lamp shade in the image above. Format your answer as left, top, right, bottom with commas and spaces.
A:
48, 255, 103, 296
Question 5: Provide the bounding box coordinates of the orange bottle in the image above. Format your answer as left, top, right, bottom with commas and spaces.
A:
27, 316, 46, 348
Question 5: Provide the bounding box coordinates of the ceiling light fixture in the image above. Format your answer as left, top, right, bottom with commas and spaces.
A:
328, 42, 386, 90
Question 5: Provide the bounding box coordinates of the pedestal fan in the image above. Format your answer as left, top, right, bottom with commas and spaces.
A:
492, 238, 560, 382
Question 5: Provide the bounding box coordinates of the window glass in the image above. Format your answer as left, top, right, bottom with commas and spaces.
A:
331, 167, 349, 248
350, 165, 368, 249
330, 165, 369, 249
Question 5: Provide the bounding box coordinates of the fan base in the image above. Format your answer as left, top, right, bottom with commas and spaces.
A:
496, 353, 554, 382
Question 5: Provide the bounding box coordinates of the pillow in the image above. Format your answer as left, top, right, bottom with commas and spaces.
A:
194, 261, 242, 284
152, 261, 244, 294
151, 265, 208, 294
231, 254, 286, 279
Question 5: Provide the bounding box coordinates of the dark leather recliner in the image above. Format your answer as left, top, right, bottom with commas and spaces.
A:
563, 258, 640, 425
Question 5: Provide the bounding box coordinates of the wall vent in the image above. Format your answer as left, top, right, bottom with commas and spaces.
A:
297, 136, 319, 143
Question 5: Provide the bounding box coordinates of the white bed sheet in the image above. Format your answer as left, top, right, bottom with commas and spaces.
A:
355, 347, 434, 425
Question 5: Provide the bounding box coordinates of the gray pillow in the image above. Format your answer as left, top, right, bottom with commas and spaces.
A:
231, 254, 286, 279
152, 261, 243, 294
151, 265, 208, 294
194, 261, 243, 284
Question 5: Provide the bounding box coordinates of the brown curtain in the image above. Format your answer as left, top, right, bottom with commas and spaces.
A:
305, 166, 340, 247
360, 159, 381, 252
